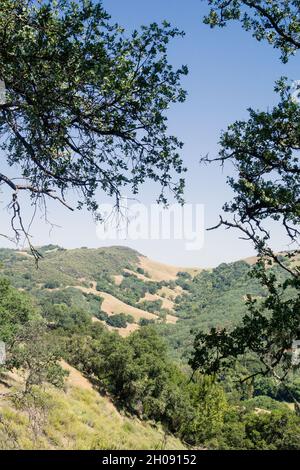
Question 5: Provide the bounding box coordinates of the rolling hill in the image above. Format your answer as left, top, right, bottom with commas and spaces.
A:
0, 245, 198, 337
0, 245, 269, 347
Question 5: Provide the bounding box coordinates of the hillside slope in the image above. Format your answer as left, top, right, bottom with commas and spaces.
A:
0, 362, 186, 450
0, 245, 192, 336
0, 245, 294, 351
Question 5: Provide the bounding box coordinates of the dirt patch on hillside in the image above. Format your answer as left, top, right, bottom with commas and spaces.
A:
118, 323, 140, 337
244, 256, 258, 265
138, 292, 174, 311
92, 317, 139, 337
138, 257, 180, 281
99, 292, 157, 321
138, 256, 200, 282
158, 285, 182, 300
123, 268, 153, 282
165, 314, 178, 324
0, 370, 23, 402
113, 274, 124, 286
47, 283, 176, 337
61, 360, 94, 392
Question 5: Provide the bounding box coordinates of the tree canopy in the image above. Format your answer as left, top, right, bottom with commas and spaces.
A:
204, 0, 300, 62
0, 0, 187, 253
191, 1, 300, 397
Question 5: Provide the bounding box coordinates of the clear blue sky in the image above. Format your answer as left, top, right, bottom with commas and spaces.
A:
0, 0, 298, 267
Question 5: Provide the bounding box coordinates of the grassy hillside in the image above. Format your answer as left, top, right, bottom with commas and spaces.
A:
0, 245, 140, 289
157, 260, 263, 360
0, 245, 292, 354
0, 364, 186, 450
0, 245, 184, 336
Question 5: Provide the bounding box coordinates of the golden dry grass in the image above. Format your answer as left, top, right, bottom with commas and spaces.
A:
243, 255, 258, 265
49, 281, 177, 337
61, 361, 94, 391
123, 268, 153, 282
138, 292, 174, 311
92, 317, 140, 337
0, 365, 186, 450
138, 256, 200, 281
99, 291, 157, 321
113, 274, 124, 286
138, 257, 181, 281
158, 285, 183, 300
